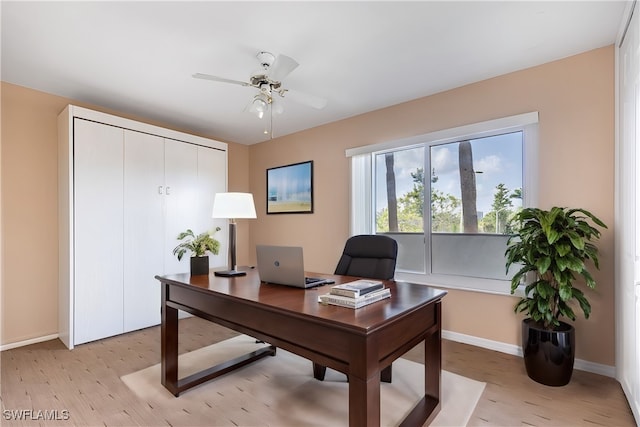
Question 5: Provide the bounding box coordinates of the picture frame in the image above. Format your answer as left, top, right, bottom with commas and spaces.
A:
266, 160, 314, 214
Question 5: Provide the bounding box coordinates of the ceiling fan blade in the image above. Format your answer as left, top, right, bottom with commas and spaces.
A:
285, 89, 328, 110
267, 54, 299, 82
192, 73, 251, 87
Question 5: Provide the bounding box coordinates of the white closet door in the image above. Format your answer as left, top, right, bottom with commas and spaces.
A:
164, 139, 200, 274
631, 9, 640, 415
197, 147, 228, 269
73, 119, 124, 344
123, 130, 165, 332
618, 4, 640, 419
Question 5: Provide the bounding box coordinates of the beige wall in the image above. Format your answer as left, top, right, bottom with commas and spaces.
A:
2, 84, 64, 343
248, 46, 615, 366
1, 46, 615, 367
226, 142, 252, 263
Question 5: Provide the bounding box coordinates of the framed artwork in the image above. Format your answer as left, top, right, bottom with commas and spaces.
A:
266, 160, 314, 214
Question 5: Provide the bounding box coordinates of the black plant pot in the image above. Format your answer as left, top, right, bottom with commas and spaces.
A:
190, 256, 210, 275
522, 318, 575, 386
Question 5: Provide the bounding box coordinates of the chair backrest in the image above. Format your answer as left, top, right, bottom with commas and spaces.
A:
334, 235, 398, 280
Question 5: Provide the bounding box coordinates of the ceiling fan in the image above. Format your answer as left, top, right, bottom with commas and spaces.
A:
193, 51, 327, 137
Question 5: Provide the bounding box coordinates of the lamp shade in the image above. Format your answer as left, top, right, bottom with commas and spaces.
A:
212, 192, 257, 219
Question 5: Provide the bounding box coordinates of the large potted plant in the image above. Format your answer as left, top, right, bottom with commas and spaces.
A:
505, 207, 606, 386
173, 227, 221, 275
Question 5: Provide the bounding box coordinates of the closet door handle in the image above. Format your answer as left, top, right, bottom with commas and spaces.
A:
166, 186, 171, 195
158, 186, 164, 195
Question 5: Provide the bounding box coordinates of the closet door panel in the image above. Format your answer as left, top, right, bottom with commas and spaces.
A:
618, 5, 640, 418
197, 147, 228, 269
164, 139, 199, 274
123, 130, 165, 332
73, 119, 124, 344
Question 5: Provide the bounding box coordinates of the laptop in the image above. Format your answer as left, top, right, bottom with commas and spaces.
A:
256, 245, 331, 288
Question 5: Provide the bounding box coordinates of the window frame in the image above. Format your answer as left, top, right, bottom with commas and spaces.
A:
347, 112, 538, 295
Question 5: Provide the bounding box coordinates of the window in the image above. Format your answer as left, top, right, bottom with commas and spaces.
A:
347, 112, 538, 294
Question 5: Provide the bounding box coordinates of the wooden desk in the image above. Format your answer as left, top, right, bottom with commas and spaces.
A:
155, 269, 446, 427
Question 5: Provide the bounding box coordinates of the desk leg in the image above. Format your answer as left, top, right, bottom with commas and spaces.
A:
348, 374, 380, 427
424, 320, 441, 409
425, 301, 442, 407
398, 301, 442, 427
161, 283, 179, 396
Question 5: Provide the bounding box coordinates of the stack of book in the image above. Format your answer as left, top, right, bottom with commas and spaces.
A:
318, 279, 391, 309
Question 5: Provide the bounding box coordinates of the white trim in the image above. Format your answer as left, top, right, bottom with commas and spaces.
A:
66, 105, 228, 151
350, 154, 372, 235
621, 380, 640, 425
345, 111, 538, 157
522, 122, 539, 207
574, 358, 616, 379
615, 2, 640, 424
617, 0, 637, 48
443, 329, 616, 378
1, 334, 59, 351
443, 329, 522, 356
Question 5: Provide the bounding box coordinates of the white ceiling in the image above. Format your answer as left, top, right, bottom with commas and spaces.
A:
1, 1, 628, 145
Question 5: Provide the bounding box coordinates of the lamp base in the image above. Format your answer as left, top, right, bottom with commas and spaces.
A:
214, 269, 247, 277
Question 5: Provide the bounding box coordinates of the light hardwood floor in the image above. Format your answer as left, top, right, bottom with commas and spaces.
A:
1, 317, 635, 426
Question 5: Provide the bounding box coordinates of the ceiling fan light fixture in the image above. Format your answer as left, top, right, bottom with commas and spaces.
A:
254, 98, 267, 112
249, 93, 271, 119
193, 50, 326, 139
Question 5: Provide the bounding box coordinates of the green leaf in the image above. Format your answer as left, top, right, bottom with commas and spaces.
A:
535, 280, 552, 299
535, 257, 551, 274
573, 288, 592, 318
558, 283, 572, 301
567, 230, 585, 250
564, 256, 585, 272
546, 228, 560, 244
555, 243, 572, 257
557, 301, 576, 321
537, 298, 549, 314
580, 269, 596, 288
556, 257, 569, 272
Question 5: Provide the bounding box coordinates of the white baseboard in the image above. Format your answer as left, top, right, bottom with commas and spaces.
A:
619, 377, 640, 423
443, 329, 616, 378
1, 333, 59, 352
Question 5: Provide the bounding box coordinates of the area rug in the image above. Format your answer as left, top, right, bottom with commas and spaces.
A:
121, 335, 485, 426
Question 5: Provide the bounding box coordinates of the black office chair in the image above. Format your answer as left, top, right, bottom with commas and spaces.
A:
334, 234, 398, 279
313, 234, 398, 382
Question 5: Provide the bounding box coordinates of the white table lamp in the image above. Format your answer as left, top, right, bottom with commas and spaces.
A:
212, 192, 257, 277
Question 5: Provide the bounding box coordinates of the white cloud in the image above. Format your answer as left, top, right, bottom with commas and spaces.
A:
475, 154, 502, 174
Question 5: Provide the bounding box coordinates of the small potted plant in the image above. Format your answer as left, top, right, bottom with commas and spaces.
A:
505, 206, 606, 386
173, 227, 221, 275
